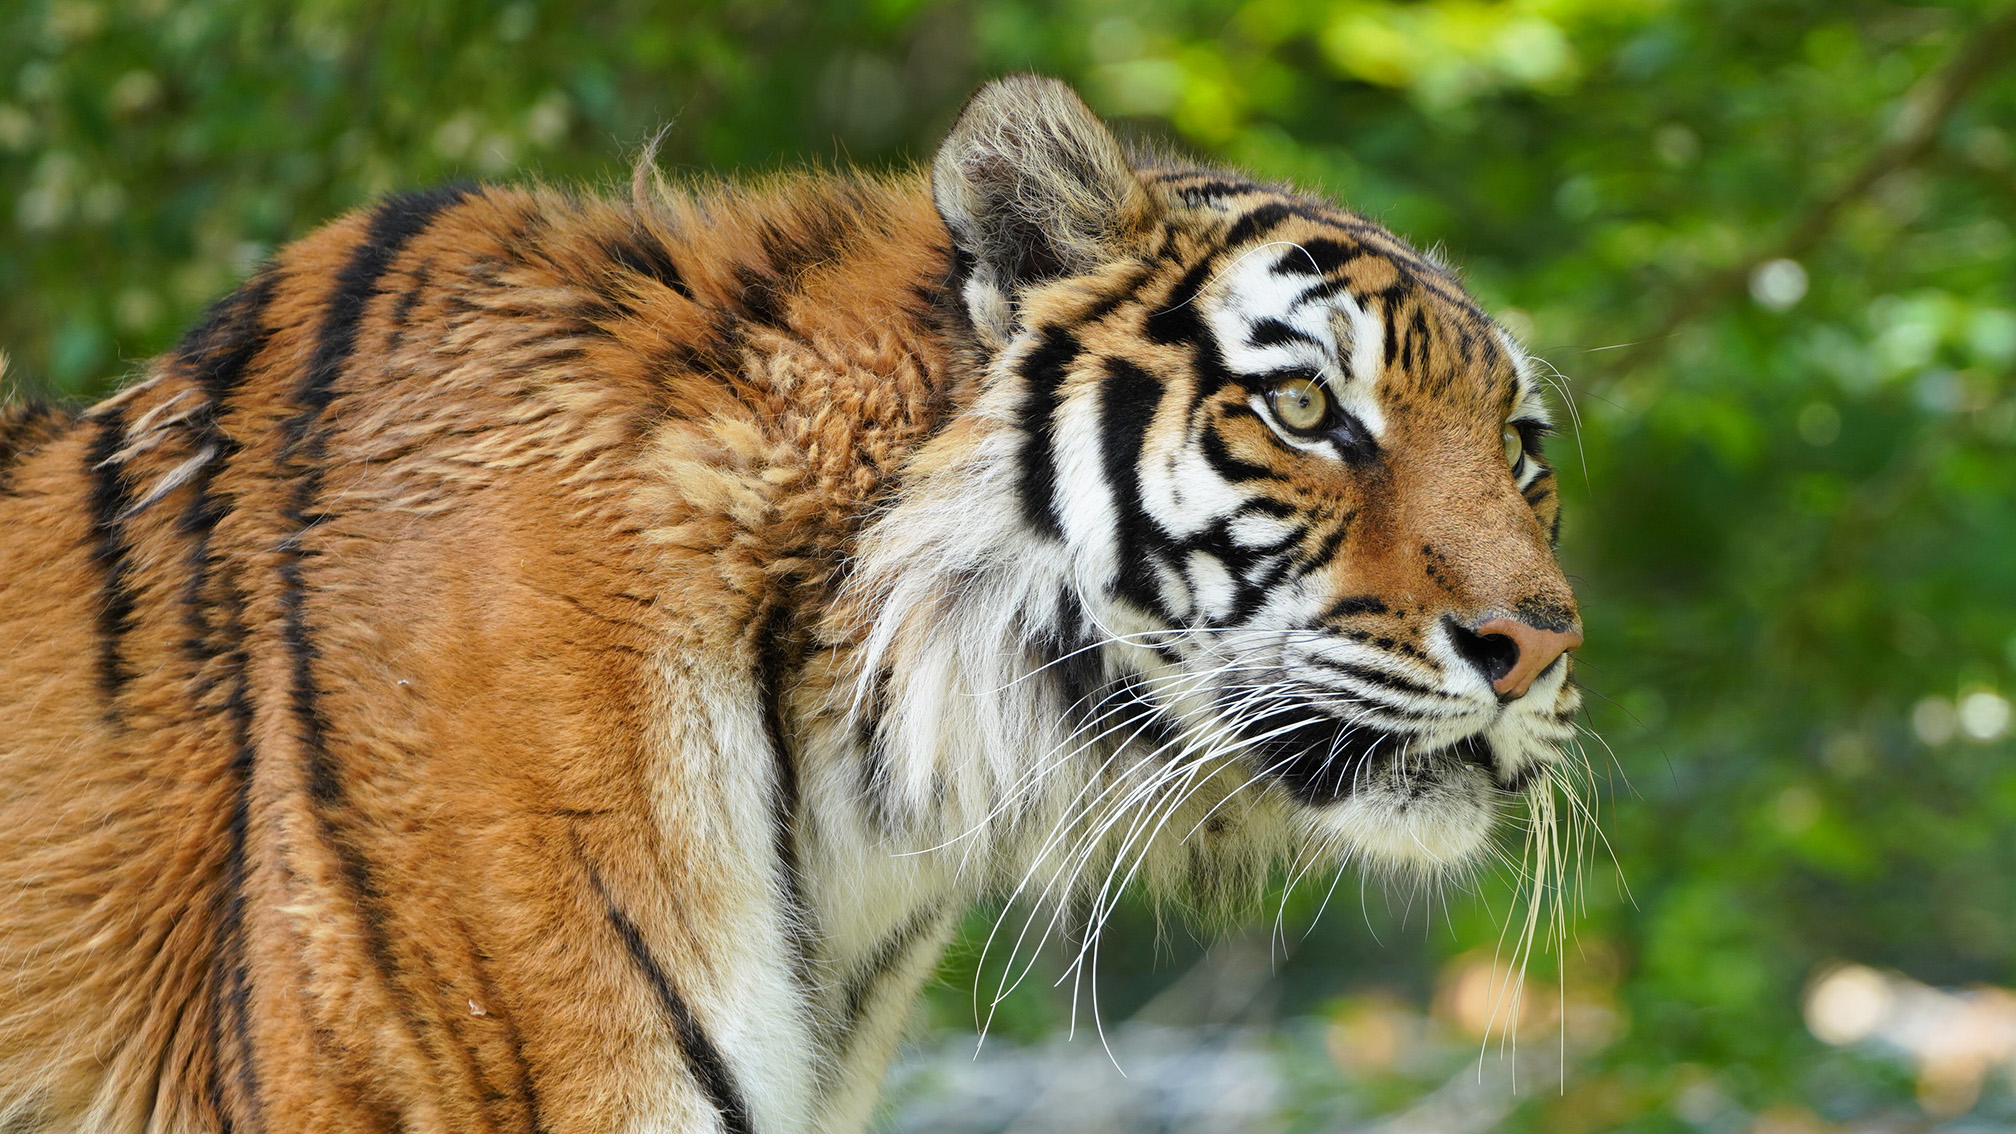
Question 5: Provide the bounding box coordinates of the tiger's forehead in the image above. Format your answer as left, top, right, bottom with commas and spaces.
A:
1141, 171, 1527, 423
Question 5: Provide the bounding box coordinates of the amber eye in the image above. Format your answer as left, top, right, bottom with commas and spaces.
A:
1502, 425, 1524, 469
1270, 376, 1332, 434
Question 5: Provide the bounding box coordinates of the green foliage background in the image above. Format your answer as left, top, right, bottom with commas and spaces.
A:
6, 0, 2016, 1129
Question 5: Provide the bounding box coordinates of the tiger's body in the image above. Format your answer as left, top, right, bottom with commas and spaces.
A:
0, 78, 1583, 1132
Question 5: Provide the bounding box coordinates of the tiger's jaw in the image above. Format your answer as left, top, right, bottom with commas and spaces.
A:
1149, 640, 1581, 877
1231, 712, 1537, 875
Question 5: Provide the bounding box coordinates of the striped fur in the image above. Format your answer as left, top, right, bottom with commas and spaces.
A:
0, 77, 1582, 1132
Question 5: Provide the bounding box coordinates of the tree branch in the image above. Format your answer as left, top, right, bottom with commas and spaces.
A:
1605, 6, 2016, 374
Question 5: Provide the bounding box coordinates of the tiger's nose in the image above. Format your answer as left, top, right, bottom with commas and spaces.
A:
1447, 616, 1583, 700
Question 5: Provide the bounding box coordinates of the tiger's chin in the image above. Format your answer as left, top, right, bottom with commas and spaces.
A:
1256, 726, 1511, 878
1301, 754, 1500, 878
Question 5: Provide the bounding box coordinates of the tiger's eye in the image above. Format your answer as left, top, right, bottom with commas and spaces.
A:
1502, 426, 1524, 468
1271, 377, 1331, 433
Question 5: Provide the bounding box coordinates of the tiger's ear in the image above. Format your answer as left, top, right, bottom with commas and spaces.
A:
932, 75, 1155, 346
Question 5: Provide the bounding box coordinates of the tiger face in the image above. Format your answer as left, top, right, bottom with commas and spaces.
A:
885, 75, 1583, 881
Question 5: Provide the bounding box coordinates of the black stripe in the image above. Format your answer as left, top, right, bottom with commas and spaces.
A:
0, 401, 76, 493
1189, 513, 1299, 569
1074, 265, 1148, 326
1180, 178, 1263, 196
1145, 260, 1211, 345
191, 529, 261, 1134
287, 186, 470, 453
755, 600, 817, 982
1271, 237, 1362, 278
756, 211, 849, 290
1302, 657, 1447, 701
1296, 513, 1354, 576
1100, 359, 1173, 618
585, 864, 755, 1134
1246, 318, 1319, 349
85, 406, 139, 713
1317, 594, 1386, 621
756, 604, 800, 840
1232, 495, 1298, 520
428, 921, 545, 1134
208, 562, 265, 1134
184, 273, 281, 404
1415, 269, 1483, 316
941, 242, 977, 313
840, 906, 944, 1031
1405, 308, 1431, 380
1040, 589, 1109, 735
385, 260, 433, 352
287, 185, 469, 790
1105, 671, 1186, 754
1162, 177, 1262, 202
1197, 421, 1273, 483
604, 228, 691, 299
855, 668, 899, 836
278, 186, 469, 1115
1187, 324, 1239, 406
389, 261, 432, 328
461, 951, 549, 1134
731, 263, 789, 329
1222, 202, 1292, 249
186, 483, 261, 1127
210, 765, 260, 1132
1291, 277, 1356, 309
1218, 546, 1298, 626
1014, 327, 1080, 539
176, 272, 278, 675
0, 401, 71, 459
173, 271, 279, 1134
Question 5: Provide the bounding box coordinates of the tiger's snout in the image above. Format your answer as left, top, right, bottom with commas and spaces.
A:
1446, 614, 1583, 700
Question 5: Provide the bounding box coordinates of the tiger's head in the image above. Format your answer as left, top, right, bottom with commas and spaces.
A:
850, 76, 1581, 893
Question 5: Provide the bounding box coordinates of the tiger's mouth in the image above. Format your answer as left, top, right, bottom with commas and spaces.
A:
1232, 707, 1507, 806
1223, 706, 1516, 873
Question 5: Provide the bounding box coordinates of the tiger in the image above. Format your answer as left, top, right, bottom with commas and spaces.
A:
0, 75, 1583, 1132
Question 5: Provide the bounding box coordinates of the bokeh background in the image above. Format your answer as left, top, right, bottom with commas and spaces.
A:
5, 0, 2016, 1129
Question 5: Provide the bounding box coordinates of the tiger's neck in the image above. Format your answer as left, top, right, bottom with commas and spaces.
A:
779, 351, 1133, 1128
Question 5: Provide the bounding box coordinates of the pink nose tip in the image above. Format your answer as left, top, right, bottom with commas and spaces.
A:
1473, 618, 1583, 699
